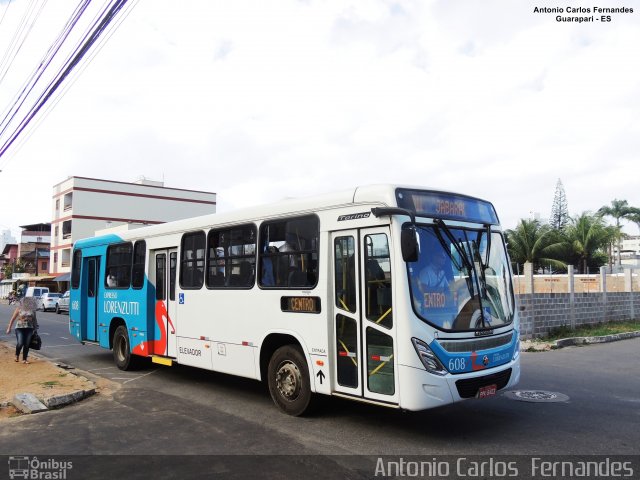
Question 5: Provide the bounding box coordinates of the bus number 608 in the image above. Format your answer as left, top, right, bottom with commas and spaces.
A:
448, 358, 466, 372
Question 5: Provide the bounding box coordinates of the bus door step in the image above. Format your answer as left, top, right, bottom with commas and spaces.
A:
151, 355, 173, 366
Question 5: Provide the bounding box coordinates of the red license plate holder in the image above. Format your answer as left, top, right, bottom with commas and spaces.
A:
477, 384, 497, 399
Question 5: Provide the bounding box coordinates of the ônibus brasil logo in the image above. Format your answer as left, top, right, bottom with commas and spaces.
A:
8, 456, 73, 479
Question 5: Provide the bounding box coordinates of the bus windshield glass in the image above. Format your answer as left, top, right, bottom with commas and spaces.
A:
407, 223, 514, 332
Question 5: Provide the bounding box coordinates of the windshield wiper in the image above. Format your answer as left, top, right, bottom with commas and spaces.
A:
433, 219, 473, 272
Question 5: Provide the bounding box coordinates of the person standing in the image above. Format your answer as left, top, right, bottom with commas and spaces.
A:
6, 296, 39, 364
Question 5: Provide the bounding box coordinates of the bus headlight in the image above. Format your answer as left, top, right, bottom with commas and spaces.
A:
412, 338, 447, 376
513, 335, 520, 361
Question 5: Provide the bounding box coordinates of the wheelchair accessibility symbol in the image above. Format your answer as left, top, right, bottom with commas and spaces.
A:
179, 293, 184, 304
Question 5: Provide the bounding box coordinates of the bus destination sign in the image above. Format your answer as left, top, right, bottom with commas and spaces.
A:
281, 296, 321, 314
396, 188, 499, 225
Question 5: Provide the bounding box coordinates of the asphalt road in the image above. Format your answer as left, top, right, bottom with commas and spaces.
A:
1, 304, 639, 477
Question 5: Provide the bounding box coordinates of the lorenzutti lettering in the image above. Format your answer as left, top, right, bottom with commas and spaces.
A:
104, 292, 118, 299
337, 212, 371, 221
103, 301, 140, 316
531, 458, 634, 477
424, 292, 446, 308
436, 199, 465, 217
179, 347, 202, 357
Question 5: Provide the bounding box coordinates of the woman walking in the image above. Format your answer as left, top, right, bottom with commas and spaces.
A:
6, 296, 39, 364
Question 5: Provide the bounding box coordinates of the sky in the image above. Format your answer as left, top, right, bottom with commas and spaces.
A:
0, 0, 638, 241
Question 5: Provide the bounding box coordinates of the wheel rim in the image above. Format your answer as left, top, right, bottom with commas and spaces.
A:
275, 360, 301, 402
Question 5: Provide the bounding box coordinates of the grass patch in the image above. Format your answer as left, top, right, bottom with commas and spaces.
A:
38, 381, 62, 388
547, 320, 640, 342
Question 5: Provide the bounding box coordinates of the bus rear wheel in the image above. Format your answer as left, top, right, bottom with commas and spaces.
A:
113, 325, 142, 371
267, 345, 315, 416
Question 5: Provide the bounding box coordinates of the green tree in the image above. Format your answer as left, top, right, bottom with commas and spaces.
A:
597, 199, 640, 267
549, 179, 569, 230
563, 212, 616, 274
505, 219, 567, 273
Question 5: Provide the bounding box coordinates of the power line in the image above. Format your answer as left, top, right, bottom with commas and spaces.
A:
0, 0, 135, 166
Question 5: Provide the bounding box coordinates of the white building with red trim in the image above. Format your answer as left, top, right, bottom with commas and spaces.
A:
51, 176, 216, 276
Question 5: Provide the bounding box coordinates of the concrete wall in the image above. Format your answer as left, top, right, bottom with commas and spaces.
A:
516, 264, 638, 339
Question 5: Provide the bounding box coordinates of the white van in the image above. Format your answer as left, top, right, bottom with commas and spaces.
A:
25, 286, 49, 299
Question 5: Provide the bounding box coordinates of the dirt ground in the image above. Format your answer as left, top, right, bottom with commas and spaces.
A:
0, 342, 104, 419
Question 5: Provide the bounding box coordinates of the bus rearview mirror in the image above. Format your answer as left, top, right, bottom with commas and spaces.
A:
401, 227, 420, 262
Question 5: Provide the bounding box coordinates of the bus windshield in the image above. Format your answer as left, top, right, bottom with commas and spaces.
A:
407, 223, 515, 332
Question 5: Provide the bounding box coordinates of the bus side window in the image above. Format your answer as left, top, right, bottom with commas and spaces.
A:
259, 216, 319, 289
71, 250, 82, 289
364, 234, 392, 329
206, 225, 256, 289
132, 240, 146, 289
105, 242, 133, 289
334, 236, 356, 313
180, 231, 206, 289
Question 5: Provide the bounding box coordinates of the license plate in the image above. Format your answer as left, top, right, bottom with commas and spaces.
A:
477, 384, 497, 399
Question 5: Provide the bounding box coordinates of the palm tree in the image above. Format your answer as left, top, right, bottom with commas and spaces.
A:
563, 212, 616, 274
597, 199, 640, 268
505, 219, 567, 273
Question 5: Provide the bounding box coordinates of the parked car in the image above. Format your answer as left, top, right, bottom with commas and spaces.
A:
56, 291, 70, 314
39, 292, 62, 312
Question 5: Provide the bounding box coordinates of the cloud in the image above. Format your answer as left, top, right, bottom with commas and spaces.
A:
0, 0, 638, 239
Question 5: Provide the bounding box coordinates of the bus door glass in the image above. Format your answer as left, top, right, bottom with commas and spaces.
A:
83, 256, 100, 342
151, 249, 178, 357
331, 227, 398, 403
332, 231, 361, 397
361, 227, 398, 403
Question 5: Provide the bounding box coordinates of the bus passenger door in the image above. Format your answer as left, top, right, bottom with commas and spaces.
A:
331, 231, 362, 397
150, 249, 178, 357
331, 227, 398, 404
83, 256, 100, 342
360, 227, 398, 404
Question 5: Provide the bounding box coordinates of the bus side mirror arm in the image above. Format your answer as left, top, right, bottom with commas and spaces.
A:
371, 207, 419, 262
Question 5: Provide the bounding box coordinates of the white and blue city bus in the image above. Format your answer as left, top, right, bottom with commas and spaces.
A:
69, 185, 520, 415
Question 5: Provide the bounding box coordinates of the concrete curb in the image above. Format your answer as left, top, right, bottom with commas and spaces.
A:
555, 330, 640, 348
9, 388, 97, 414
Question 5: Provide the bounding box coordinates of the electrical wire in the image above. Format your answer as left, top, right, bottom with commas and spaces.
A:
2, 0, 139, 164
0, 0, 135, 167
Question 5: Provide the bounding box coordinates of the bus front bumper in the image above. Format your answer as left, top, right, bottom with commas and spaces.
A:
398, 358, 520, 411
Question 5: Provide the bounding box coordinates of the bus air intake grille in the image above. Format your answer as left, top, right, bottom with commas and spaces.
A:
439, 333, 514, 353
455, 369, 512, 399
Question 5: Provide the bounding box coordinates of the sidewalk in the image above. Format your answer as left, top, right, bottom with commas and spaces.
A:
0, 341, 99, 419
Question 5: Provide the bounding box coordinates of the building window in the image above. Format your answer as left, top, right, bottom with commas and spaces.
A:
61, 248, 71, 268
63, 193, 73, 211
55, 199, 60, 212
105, 242, 133, 289
258, 215, 319, 289
54, 226, 59, 238
62, 220, 72, 239
180, 231, 205, 289
206, 224, 256, 288
54, 252, 58, 264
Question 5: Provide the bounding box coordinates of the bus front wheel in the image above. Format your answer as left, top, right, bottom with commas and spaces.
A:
267, 345, 315, 416
113, 325, 141, 371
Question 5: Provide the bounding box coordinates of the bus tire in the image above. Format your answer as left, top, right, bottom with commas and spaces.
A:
113, 325, 141, 371
267, 345, 315, 416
